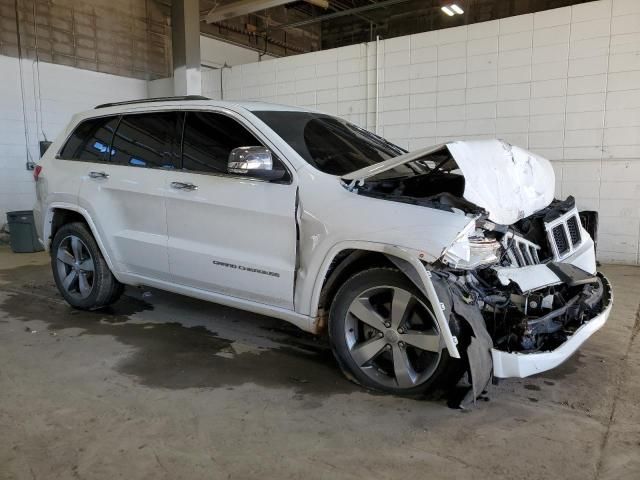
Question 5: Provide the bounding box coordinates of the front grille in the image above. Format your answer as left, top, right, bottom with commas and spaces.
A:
503, 234, 541, 267
552, 225, 570, 255
566, 215, 581, 245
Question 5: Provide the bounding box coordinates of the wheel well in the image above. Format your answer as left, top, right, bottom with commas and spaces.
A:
315, 249, 396, 333
50, 209, 87, 246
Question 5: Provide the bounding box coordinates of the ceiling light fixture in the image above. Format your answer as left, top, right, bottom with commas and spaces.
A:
451, 4, 464, 14
441, 6, 454, 16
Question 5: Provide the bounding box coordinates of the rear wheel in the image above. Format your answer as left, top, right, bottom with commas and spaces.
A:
329, 268, 453, 395
51, 222, 123, 310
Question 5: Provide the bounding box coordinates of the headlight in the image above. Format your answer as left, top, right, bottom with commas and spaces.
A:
442, 221, 501, 269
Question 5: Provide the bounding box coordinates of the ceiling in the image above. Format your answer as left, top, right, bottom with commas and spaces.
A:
198, 0, 595, 57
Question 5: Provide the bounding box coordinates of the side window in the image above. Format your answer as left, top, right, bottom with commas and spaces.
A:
110, 112, 181, 169
182, 112, 287, 177
59, 116, 119, 162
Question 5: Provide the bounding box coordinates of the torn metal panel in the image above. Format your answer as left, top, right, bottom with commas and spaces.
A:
492, 264, 563, 293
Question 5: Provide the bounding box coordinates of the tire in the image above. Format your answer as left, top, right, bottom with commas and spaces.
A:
50, 222, 123, 310
329, 267, 454, 395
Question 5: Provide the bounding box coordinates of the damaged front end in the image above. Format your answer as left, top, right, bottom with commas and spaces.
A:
344, 139, 612, 394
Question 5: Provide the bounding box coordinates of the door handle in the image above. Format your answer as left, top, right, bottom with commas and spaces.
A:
170, 181, 198, 191
88, 171, 109, 179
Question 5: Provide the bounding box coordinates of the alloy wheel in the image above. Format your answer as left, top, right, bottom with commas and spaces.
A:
344, 286, 442, 390
55, 235, 95, 299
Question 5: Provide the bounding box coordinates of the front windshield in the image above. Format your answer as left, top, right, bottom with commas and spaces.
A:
252, 110, 413, 176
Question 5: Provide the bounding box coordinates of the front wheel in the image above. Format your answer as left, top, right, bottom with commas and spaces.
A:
329, 268, 454, 395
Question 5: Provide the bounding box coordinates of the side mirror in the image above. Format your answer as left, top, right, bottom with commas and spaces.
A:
227, 146, 286, 180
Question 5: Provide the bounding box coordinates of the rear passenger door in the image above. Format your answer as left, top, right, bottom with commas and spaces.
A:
165, 110, 298, 309
76, 111, 181, 280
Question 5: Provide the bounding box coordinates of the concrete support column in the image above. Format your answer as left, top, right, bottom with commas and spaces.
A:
172, 0, 201, 96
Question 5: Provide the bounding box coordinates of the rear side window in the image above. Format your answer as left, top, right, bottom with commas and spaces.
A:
182, 112, 265, 174
110, 112, 181, 169
59, 116, 119, 162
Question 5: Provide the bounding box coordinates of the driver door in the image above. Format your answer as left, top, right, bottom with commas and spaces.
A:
165, 110, 297, 310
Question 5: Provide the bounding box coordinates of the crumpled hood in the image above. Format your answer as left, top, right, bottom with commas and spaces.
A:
342, 139, 555, 225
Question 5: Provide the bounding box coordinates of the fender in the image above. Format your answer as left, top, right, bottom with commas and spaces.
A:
44, 203, 124, 283
307, 240, 461, 358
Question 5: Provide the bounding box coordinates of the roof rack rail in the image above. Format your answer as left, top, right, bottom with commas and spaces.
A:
95, 95, 210, 109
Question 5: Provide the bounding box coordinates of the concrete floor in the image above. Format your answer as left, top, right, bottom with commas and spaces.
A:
0, 245, 638, 480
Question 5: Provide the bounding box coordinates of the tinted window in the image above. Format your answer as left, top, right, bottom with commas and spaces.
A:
59, 116, 119, 162
182, 112, 265, 174
110, 112, 181, 169
253, 111, 407, 176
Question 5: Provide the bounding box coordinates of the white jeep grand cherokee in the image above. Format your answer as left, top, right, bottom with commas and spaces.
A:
34, 96, 612, 399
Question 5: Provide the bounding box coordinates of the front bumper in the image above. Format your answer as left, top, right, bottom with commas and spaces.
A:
492, 274, 613, 378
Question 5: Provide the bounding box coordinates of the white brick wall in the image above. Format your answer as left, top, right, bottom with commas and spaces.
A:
0, 55, 148, 226
204, 0, 640, 265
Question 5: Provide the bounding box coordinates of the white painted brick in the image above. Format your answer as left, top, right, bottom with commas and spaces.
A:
569, 36, 610, 60
532, 61, 568, 81
317, 89, 337, 104
499, 31, 533, 52
529, 113, 565, 132
598, 215, 640, 236
438, 58, 466, 75
467, 37, 498, 56
411, 30, 438, 49
385, 35, 411, 53
573, 19, 613, 44
530, 96, 566, 115
411, 46, 437, 64
562, 180, 601, 199
607, 70, 640, 91
437, 89, 466, 106
613, 0, 640, 15
564, 146, 604, 159
384, 50, 410, 68
468, 20, 499, 39
438, 26, 467, 44
611, 14, 640, 35
566, 92, 607, 112
598, 233, 639, 254
605, 108, 640, 127
499, 49, 533, 69
380, 109, 409, 125
410, 77, 438, 94
499, 133, 529, 147
296, 77, 317, 92
498, 65, 531, 85
530, 130, 564, 148
384, 124, 410, 139
498, 83, 531, 101
534, 6, 572, 29
437, 73, 466, 91
467, 54, 498, 72
568, 55, 609, 77
607, 89, 640, 110
604, 144, 640, 158
497, 99, 530, 117
602, 160, 640, 180
380, 95, 410, 112
410, 62, 437, 79
531, 79, 567, 98
561, 160, 602, 181
410, 107, 437, 123
467, 69, 497, 88
610, 52, 640, 73
337, 44, 361, 61
496, 116, 529, 133
604, 126, 640, 145
437, 105, 466, 121
438, 42, 466, 60
409, 137, 438, 150
411, 92, 437, 109
567, 74, 607, 95
564, 129, 603, 147
600, 181, 640, 200
500, 14, 534, 34
535, 147, 565, 160
572, 0, 612, 23
409, 122, 437, 138
466, 118, 496, 135
466, 85, 498, 103
436, 120, 466, 136
381, 80, 410, 97
384, 65, 410, 83
597, 250, 638, 264
610, 32, 640, 54
566, 111, 605, 130
466, 102, 497, 120
532, 43, 569, 64
533, 25, 570, 47
338, 85, 365, 102
338, 57, 364, 74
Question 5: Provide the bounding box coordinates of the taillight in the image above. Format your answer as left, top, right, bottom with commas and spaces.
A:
33, 165, 42, 181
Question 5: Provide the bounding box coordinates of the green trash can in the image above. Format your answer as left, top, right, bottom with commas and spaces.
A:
6, 210, 44, 253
